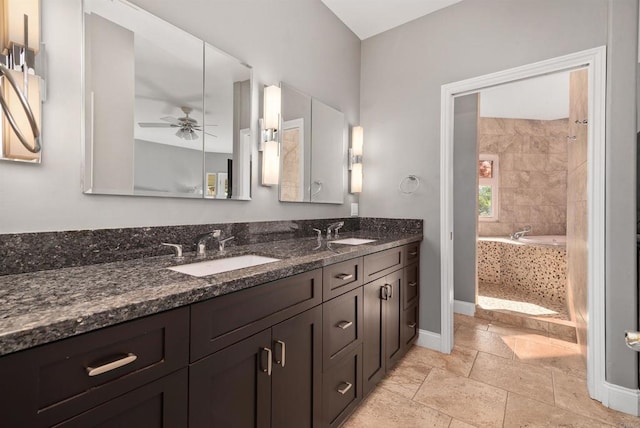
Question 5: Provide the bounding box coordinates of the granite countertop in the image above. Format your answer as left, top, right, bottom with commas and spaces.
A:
0, 231, 421, 357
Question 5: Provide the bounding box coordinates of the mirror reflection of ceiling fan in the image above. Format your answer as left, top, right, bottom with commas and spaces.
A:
138, 106, 217, 140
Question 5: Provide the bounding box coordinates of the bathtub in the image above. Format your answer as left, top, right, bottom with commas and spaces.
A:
517, 235, 566, 247
477, 236, 567, 303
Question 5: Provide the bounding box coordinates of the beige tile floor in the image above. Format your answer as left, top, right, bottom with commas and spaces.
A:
343, 314, 640, 428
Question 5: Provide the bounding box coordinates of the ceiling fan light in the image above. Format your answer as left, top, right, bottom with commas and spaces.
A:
184, 130, 199, 140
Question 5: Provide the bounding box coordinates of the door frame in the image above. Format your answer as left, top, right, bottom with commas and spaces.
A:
439, 46, 607, 401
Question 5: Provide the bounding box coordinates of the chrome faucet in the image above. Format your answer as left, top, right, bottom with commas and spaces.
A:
218, 236, 235, 253
195, 230, 221, 257
511, 225, 532, 240
326, 221, 344, 239
161, 243, 184, 261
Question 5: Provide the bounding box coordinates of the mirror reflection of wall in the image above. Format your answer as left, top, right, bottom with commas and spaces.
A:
279, 83, 345, 204
82, 0, 252, 200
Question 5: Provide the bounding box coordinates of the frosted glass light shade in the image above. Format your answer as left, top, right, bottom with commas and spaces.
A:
262, 140, 279, 186
352, 126, 363, 156
351, 162, 362, 193
263, 85, 281, 130
2, 69, 40, 161
4, 0, 40, 53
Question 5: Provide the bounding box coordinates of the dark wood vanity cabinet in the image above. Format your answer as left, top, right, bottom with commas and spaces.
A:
189, 306, 323, 428
0, 307, 190, 427
0, 242, 420, 428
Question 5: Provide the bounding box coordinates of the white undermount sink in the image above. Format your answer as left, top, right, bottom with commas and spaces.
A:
330, 238, 377, 245
168, 255, 280, 277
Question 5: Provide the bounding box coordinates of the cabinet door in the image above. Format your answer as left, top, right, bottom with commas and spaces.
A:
363, 277, 386, 395
385, 270, 404, 368
189, 329, 272, 428
272, 306, 322, 428
53, 369, 187, 428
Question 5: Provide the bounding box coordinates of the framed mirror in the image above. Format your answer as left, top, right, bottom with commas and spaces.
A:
279, 83, 345, 204
82, 0, 252, 200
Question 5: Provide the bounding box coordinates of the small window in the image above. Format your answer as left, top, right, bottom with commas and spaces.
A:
478, 154, 499, 221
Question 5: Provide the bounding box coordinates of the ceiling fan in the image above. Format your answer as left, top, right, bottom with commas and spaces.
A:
138, 106, 217, 140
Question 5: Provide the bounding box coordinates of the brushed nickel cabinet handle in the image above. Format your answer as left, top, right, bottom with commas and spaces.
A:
408, 322, 417, 329
337, 273, 353, 281
386, 284, 393, 299
275, 340, 286, 368
262, 347, 273, 376
380, 285, 388, 300
337, 381, 353, 395
409, 281, 417, 287
337, 320, 353, 330
86, 353, 137, 377
409, 251, 418, 256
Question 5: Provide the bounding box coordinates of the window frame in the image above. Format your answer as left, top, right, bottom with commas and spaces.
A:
478, 153, 499, 222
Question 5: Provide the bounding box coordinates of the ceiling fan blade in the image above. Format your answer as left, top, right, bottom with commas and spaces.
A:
160, 116, 182, 126
138, 122, 174, 128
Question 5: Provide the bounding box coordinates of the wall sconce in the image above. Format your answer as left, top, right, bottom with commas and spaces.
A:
0, 0, 43, 163
349, 125, 363, 193
260, 84, 281, 186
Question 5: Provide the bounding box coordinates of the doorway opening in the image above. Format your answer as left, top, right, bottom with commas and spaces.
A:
440, 46, 606, 402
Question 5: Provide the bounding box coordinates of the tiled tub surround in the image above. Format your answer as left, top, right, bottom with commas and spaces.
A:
0, 218, 421, 356
477, 237, 567, 304
477, 117, 569, 237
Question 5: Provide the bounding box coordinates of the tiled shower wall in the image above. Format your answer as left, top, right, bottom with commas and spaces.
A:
477, 117, 569, 237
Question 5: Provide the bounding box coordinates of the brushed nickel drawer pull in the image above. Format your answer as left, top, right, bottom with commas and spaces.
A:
409, 251, 418, 256
86, 353, 137, 377
386, 284, 393, 299
337, 320, 353, 330
409, 281, 417, 287
262, 347, 273, 376
408, 322, 417, 329
337, 381, 353, 395
337, 273, 353, 281
275, 340, 286, 368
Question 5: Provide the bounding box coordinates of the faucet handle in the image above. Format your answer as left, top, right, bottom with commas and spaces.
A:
161, 243, 184, 261
212, 229, 222, 238
334, 223, 344, 238
219, 236, 234, 252
312, 228, 322, 240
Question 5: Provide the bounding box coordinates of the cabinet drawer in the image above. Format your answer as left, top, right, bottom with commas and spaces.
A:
405, 242, 420, 265
323, 257, 363, 301
323, 287, 363, 371
402, 304, 419, 350
403, 262, 419, 309
363, 247, 404, 282
190, 269, 322, 361
0, 307, 189, 427
322, 344, 362, 428
54, 368, 188, 428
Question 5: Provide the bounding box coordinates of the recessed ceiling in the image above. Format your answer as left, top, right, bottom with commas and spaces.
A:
320, 0, 463, 40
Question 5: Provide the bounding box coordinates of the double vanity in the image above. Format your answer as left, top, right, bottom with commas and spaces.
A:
0, 219, 422, 427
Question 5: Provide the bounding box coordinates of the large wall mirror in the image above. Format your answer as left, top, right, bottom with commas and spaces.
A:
82, 0, 252, 200
279, 83, 345, 204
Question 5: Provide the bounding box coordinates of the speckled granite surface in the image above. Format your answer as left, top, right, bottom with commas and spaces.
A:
0, 217, 421, 276
0, 224, 421, 357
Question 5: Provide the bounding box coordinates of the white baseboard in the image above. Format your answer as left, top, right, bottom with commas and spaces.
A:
416, 329, 444, 352
454, 300, 475, 316
601, 381, 640, 416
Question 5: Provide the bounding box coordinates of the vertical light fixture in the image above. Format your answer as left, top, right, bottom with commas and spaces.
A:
261, 84, 281, 186
0, 0, 43, 162
349, 125, 363, 193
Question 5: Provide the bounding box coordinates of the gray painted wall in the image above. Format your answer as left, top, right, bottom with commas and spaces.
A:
0, 0, 360, 233
360, 0, 637, 388
604, 0, 638, 389
453, 94, 478, 305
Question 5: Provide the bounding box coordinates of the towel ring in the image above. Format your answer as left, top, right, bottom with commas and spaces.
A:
0, 64, 41, 153
399, 175, 420, 195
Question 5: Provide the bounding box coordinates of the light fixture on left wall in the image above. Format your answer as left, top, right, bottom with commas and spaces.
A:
0, 0, 44, 163
260, 84, 281, 186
